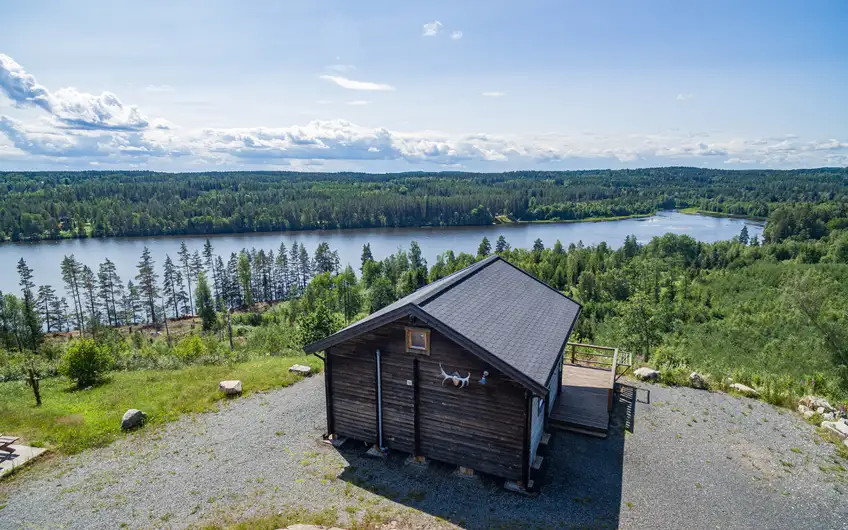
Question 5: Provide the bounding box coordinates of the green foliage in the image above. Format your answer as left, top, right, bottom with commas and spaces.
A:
2, 168, 846, 241
296, 301, 342, 347
173, 335, 207, 362
58, 339, 112, 388
195, 272, 217, 331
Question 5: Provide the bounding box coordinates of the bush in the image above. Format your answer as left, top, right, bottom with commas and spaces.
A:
58, 339, 112, 388
173, 335, 207, 362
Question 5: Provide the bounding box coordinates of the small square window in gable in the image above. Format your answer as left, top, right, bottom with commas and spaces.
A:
405, 327, 430, 355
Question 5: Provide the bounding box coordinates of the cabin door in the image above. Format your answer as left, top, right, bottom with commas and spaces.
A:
378, 349, 416, 453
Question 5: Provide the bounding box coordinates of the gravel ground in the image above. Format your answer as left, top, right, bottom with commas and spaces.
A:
2, 376, 847, 530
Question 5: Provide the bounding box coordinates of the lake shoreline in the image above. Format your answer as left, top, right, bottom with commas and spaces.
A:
0, 209, 764, 246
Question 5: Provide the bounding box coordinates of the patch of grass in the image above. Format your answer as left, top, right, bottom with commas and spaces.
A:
200, 507, 340, 530
791, 447, 802, 454
0, 355, 322, 455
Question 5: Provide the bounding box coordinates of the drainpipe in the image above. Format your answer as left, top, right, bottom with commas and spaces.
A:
376, 349, 385, 450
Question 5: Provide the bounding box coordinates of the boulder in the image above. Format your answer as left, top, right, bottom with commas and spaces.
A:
219, 380, 243, 395
288, 364, 312, 376
822, 420, 848, 440
634, 367, 660, 382
689, 372, 707, 389
799, 396, 836, 413
803, 410, 816, 420
798, 404, 810, 414
121, 409, 147, 430
729, 383, 759, 397
823, 412, 836, 421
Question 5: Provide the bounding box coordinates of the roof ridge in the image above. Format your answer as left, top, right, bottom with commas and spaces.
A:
414, 255, 500, 308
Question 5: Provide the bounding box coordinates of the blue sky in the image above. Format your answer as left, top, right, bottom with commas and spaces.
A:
0, 0, 846, 171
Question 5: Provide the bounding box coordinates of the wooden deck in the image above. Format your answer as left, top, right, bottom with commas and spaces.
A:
549, 363, 614, 437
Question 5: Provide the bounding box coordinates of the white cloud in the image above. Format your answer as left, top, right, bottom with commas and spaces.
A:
144, 84, 175, 93
1, 54, 846, 170
482, 92, 506, 97
0, 54, 149, 131
422, 21, 443, 37
451, 31, 463, 40
319, 75, 395, 91
347, 100, 370, 106
676, 93, 694, 101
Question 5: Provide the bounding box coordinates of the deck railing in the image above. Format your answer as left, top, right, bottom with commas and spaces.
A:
565, 342, 633, 383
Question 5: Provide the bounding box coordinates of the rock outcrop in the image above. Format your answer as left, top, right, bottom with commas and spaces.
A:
634, 367, 660, 381
219, 380, 243, 395
121, 409, 147, 430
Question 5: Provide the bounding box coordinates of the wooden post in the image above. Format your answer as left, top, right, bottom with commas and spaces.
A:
571, 343, 577, 364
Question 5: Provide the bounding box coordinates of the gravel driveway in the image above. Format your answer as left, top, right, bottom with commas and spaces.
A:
1, 376, 847, 529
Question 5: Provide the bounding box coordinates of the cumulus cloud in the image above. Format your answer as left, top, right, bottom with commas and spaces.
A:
1, 54, 846, 170
422, 21, 443, 36
451, 31, 463, 40
0, 54, 149, 131
319, 75, 395, 91
482, 91, 506, 97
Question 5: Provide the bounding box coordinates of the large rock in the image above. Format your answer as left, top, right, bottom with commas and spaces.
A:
689, 372, 707, 389
219, 380, 243, 395
822, 420, 848, 440
121, 409, 147, 430
634, 367, 660, 382
729, 383, 759, 397
799, 396, 836, 413
288, 364, 312, 376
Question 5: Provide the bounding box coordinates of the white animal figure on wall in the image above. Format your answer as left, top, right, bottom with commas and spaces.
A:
439, 363, 471, 388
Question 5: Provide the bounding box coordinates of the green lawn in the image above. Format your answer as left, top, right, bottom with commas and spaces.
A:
0, 355, 323, 455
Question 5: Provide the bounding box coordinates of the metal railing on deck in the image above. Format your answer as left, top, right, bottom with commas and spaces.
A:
565, 342, 633, 382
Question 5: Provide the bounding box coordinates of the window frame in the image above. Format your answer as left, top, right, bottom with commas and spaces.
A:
405, 327, 431, 355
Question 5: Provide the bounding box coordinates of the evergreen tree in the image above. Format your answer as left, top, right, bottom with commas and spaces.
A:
298, 244, 311, 291
237, 251, 253, 307
533, 238, 545, 253
203, 239, 219, 303
289, 243, 301, 297
37, 285, 58, 332
80, 265, 100, 329
60, 255, 85, 334
495, 235, 510, 253
124, 281, 141, 324
226, 253, 241, 307
739, 225, 750, 245
53, 296, 69, 332
195, 272, 216, 331
177, 242, 195, 315
97, 258, 121, 326
361, 243, 374, 271
135, 246, 159, 323
313, 242, 339, 274
275, 244, 290, 300
162, 255, 185, 317
477, 236, 492, 257
17, 259, 44, 406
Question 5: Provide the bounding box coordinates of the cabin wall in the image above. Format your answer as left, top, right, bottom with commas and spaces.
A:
325, 316, 529, 481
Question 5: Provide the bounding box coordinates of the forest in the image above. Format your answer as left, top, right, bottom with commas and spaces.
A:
0, 167, 846, 241
2, 199, 847, 408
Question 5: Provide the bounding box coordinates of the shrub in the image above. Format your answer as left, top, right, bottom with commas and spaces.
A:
58, 339, 112, 388
173, 335, 207, 362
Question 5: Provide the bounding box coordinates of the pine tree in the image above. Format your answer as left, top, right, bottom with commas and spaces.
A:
313, 242, 339, 274
214, 256, 227, 309
275, 243, 290, 300
477, 237, 492, 258
226, 253, 241, 308
97, 258, 121, 326
739, 225, 750, 245
203, 239, 219, 303
60, 255, 85, 334
53, 296, 69, 332
298, 244, 311, 291
177, 242, 195, 315
162, 255, 184, 318
17, 259, 44, 406
495, 235, 510, 254
237, 251, 254, 307
124, 281, 141, 324
289, 243, 301, 297
195, 272, 216, 331
135, 246, 159, 323
361, 243, 374, 271
37, 285, 58, 332
80, 265, 100, 329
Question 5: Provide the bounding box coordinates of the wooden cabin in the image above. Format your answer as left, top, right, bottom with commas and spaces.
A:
304, 255, 582, 488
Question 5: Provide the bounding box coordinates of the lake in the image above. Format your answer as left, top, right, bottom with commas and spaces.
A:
0, 211, 762, 295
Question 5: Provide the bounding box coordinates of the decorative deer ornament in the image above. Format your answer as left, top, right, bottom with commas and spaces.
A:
439, 363, 471, 388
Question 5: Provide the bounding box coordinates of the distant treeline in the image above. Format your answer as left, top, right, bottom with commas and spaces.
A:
1, 167, 846, 241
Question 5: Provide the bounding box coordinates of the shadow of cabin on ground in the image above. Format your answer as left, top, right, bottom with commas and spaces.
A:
332, 384, 637, 530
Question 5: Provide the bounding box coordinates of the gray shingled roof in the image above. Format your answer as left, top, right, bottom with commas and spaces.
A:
304, 255, 581, 393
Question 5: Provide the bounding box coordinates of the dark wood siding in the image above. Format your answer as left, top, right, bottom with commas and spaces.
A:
327, 317, 528, 481
327, 344, 377, 444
